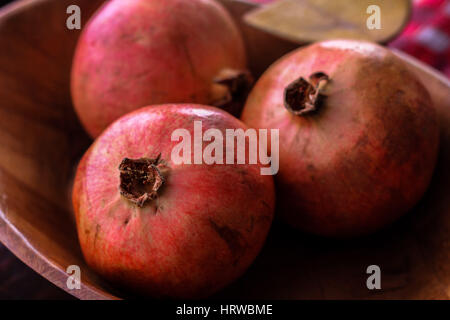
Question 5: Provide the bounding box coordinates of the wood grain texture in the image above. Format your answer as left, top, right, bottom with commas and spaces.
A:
0, 0, 448, 300
0, 0, 120, 300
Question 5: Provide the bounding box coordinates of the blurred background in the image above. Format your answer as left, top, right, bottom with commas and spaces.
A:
250, 0, 450, 77
388, 0, 449, 77
0, 0, 448, 299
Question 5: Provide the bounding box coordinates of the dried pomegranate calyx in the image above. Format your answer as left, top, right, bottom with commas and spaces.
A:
119, 155, 167, 207
284, 72, 329, 115
211, 68, 254, 116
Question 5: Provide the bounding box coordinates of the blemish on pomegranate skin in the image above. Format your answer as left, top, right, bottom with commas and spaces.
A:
260, 200, 272, 211
355, 134, 370, 149
246, 216, 255, 233
155, 204, 164, 214
209, 219, 245, 265
377, 90, 420, 164
94, 224, 100, 248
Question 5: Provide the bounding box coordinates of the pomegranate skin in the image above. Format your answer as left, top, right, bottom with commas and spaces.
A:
71, 0, 247, 137
241, 40, 439, 237
72, 104, 274, 298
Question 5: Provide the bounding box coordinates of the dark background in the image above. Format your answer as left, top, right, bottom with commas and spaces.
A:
1, 0, 13, 7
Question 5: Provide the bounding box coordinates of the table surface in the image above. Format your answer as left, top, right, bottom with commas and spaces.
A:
0, 243, 73, 299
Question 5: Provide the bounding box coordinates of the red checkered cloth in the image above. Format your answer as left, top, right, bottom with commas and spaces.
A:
389, 0, 450, 78
248, 0, 450, 78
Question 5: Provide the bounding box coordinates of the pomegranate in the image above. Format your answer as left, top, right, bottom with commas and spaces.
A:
72, 104, 274, 298
241, 40, 439, 237
71, 0, 251, 138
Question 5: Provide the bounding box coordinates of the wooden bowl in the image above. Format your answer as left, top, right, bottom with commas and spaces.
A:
0, 0, 448, 300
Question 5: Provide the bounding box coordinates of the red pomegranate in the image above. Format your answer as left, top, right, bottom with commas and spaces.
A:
72, 104, 275, 298
71, 0, 250, 137
241, 40, 439, 237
